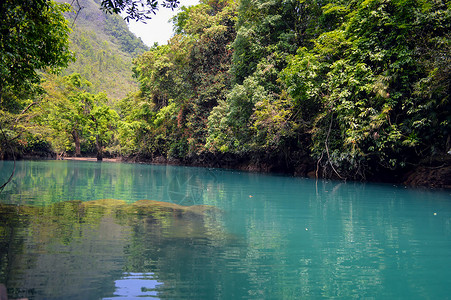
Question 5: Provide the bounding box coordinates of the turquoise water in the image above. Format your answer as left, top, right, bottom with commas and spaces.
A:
0, 160, 450, 299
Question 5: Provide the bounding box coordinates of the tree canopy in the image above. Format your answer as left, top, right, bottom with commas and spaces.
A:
99, 0, 182, 21
0, 0, 72, 103
121, 0, 450, 179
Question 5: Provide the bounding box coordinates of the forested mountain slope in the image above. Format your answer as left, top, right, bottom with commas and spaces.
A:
56, 0, 148, 100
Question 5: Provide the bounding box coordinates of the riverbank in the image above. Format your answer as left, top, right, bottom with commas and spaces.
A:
402, 155, 451, 189
11, 152, 451, 190
61, 157, 122, 163
124, 152, 451, 190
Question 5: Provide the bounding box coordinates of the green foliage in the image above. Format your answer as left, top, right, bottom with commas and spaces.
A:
251, 92, 295, 150
133, 39, 193, 108
122, 0, 237, 158
282, 0, 450, 178
0, 0, 72, 106
205, 0, 328, 155
104, 12, 148, 55
3, 0, 447, 182
119, 0, 449, 179
36, 73, 119, 157
115, 92, 154, 154
207, 76, 270, 152
231, 0, 324, 84
0, 0, 73, 158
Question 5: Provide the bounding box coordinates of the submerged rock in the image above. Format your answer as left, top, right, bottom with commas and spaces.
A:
0, 198, 230, 299
1, 199, 225, 241
131, 199, 220, 216
121, 199, 224, 240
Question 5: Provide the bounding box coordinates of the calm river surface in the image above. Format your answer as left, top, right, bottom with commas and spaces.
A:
0, 160, 450, 299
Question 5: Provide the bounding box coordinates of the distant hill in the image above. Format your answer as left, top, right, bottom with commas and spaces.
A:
56, 0, 149, 101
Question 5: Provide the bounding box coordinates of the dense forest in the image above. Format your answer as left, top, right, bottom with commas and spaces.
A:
1, 0, 450, 184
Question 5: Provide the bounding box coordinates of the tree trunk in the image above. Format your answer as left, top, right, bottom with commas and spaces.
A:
95, 134, 103, 161
72, 130, 81, 157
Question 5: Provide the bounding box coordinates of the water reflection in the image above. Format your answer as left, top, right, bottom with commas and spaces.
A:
0, 161, 218, 206
0, 199, 230, 299
105, 273, 161, 299
0, 161, 450, 299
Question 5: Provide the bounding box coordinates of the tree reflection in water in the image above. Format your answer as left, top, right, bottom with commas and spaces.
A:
0, 199, 236, 300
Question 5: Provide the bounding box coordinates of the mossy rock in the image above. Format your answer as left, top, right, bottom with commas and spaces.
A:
0, 199, 224, 241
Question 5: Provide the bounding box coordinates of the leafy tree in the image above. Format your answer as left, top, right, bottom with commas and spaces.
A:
0, 0, 72, 102
125, 0, 237, 158
88, 103, 119, 160
0, 0, 73, 162
38, 74, 118, 159
282, 0, 450, 179
133, 39, 193, 109
231, 0, 324, 85
177, 1, 237, 154
207, 76, 271, 153
205, 0, 327, 156
116, 91, 155, 155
